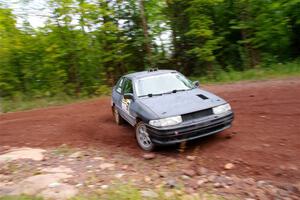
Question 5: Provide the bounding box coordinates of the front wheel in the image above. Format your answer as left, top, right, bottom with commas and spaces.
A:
135, 122, 155, 151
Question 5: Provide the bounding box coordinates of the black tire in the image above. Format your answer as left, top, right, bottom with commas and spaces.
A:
113, 106, 125, 125
135, 121, 155, 151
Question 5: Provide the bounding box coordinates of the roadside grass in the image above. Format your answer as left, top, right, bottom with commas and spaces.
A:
52, 144, 76, 156
0, 196, 43, 200
79, 186, 228, 200
0, 194, 226, 200
0, 94, 93, 113
0, 185, 228, 200
3, 163, 19, 175
0, 183, 227, 200
1, 62, 299, 113
191, 62, 300, 83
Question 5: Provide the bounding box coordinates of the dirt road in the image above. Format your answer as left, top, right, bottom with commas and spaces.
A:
1, 78, 300, 184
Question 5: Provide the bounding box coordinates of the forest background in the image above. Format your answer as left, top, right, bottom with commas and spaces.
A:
1, 0, 300, 111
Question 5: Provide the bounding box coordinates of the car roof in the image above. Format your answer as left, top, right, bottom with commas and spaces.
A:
124, 69, 177, 80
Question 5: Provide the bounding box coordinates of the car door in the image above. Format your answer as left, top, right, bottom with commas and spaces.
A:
119, 78, 136, 125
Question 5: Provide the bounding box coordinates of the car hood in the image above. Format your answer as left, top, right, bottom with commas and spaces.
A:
138, 88, 226, 119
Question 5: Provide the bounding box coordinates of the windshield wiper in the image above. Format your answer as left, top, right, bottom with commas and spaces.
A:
162, 89, 187, 95
139, 89, 188, 97
139, 93, 163, 98
173, 89, 187, 93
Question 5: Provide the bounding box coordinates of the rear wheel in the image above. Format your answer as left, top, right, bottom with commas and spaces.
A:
113, 106, 125, 125
135, 122, 155, 151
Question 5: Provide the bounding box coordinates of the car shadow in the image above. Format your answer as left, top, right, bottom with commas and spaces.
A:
154, 132, 227, 155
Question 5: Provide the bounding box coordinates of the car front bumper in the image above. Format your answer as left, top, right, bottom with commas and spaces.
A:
146, 112, 234, 145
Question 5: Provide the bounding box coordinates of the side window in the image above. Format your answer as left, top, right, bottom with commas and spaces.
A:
116, 77, 124, 93
122, 79, 133, 94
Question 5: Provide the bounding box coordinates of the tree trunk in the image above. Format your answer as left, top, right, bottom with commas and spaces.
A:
138, 0, 152, 67
238, 2, 260, 68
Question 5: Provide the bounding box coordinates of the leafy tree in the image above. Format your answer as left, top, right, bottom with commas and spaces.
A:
1, 0, 300, 100
185, 0, 224, 74
0, 7, 22, 96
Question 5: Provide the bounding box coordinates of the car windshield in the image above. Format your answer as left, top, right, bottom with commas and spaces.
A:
136, 73, 194, 97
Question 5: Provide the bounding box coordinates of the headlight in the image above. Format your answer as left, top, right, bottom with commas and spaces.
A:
149, 116, 182, 127
213, 103, 231, 115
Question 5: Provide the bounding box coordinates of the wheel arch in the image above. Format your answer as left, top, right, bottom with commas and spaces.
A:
135, 117, 143, 126
111, 103, 115, 114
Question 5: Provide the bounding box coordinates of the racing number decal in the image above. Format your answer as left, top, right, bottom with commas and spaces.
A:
121, 98, 131, 114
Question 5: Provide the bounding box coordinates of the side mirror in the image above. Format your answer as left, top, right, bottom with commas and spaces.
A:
193, 81, 200, 87
124, 93, 134, 101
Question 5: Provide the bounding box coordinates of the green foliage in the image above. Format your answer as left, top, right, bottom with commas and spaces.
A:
0, 0, 300, 107
95, 85, 111, 96
1, 62, 299, 113
185, 0, 223, 63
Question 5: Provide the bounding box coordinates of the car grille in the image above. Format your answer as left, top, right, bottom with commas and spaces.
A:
163, 123, 228, 141
147, 113, 234, 144
181, 108, 213, 121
